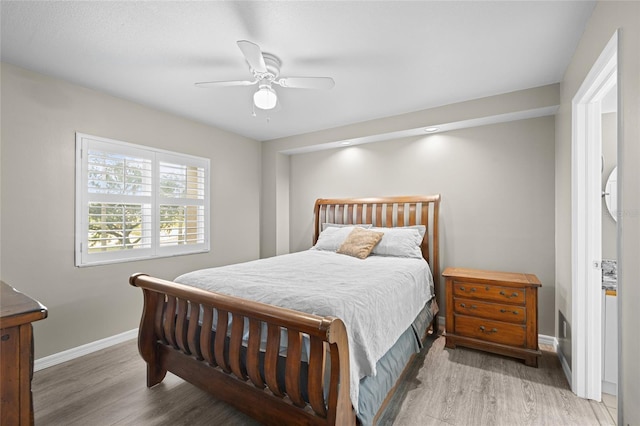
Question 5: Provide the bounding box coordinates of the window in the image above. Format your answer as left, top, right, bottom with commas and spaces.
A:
75, 133, 210, 266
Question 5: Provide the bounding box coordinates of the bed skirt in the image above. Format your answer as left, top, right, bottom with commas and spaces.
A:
357, 298, 436, 425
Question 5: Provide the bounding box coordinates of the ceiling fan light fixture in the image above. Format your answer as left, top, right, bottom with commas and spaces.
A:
253, 85, 278, 110
196, 40, 334, 112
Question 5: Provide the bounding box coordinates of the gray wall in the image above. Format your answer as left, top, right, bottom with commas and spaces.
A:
0, 63, 262, 358
288, 117, 556, 336
555, 2, 639, 423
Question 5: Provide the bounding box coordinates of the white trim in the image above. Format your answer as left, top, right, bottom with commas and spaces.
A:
570, 31, 618, 400
602, 380, 617, 396
538, 334, 557, 349
34, 328, 138, 372
558, 345, 573, 386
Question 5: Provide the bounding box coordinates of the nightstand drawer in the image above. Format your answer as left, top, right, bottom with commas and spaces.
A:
453, 281, 525, 304
455, 315, 526, 347
453, 297, 526, 323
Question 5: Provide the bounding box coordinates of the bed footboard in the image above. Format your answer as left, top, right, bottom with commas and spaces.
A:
130, 273, 356, 426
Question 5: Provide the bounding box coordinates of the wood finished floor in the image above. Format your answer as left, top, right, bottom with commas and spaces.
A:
33, 335, 615, 425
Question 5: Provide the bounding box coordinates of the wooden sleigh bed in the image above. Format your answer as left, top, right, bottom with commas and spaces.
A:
129, 195, 440, 425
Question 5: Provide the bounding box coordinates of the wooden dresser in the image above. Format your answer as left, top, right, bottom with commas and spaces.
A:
443, 267, 541, 367
0, 281, 48, 425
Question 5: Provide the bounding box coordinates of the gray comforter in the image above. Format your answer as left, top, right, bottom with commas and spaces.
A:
175, 249, 433, 411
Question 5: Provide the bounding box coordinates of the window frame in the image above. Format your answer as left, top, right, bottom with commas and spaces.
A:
75, 133, 210, 267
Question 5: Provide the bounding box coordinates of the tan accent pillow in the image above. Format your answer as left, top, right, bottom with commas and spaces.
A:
337, 227, 384, 259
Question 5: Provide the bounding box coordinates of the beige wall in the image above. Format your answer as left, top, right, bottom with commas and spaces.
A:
555, 1, 639, 423
0, 63, 262, 358
262, 85, 559, 259
288, 117, 556, 336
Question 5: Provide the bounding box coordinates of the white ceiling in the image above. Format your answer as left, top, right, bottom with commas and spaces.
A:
0, 1, 595, 141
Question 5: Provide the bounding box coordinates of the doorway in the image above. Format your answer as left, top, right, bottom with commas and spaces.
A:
570, 31, 618, 401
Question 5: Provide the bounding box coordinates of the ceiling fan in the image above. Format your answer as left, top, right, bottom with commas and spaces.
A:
195, 40, 335, 110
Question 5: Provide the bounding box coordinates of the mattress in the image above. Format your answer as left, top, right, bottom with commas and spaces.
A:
175, 249, 434, 412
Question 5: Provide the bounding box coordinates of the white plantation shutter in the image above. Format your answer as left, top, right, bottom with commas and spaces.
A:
157, 156, 207, 255
85, 143, 153, 257
76, 133, 210, 266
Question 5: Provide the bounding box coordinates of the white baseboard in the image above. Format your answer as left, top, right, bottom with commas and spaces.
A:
601, 380, 617, 396
538, 334, 557, 349
34, 328, 138, 372
557, 345, 572, 386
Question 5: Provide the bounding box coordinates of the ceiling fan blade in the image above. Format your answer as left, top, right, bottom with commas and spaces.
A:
275, 77, 335, 90
195, 80, 257, 88
237, 40, 267, 73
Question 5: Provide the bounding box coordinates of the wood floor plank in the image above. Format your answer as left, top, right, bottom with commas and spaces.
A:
33, 341, 259, 426
379, 336, 612, 426
33, 335, 613, 425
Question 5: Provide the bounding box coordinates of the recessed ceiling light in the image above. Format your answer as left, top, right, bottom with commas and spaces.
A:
424, 127, 439, 133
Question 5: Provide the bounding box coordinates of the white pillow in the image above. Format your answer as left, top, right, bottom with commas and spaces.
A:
321, 223, 372, 231
312, 226, 357, 251
370, 227, 423, 258
403, 225, 426, 239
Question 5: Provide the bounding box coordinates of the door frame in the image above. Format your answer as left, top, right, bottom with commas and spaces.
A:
571, 31, 618, 400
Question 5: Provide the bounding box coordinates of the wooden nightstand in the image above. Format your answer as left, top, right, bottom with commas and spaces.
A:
443, 267, 541, 367
1, 282, 48, 425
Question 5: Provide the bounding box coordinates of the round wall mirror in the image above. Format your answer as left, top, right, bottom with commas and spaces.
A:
604, 166, 617, 222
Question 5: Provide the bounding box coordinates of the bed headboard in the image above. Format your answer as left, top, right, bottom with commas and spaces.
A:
313, 195, 441, 292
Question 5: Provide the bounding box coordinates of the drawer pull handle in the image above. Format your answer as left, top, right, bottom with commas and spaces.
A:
1, 334, 9, 341
479, 326, 498, 334
459, 286, 476, 293
460, 303, 477, 309
500, 309, 520, 315
499, 291, 519, 299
